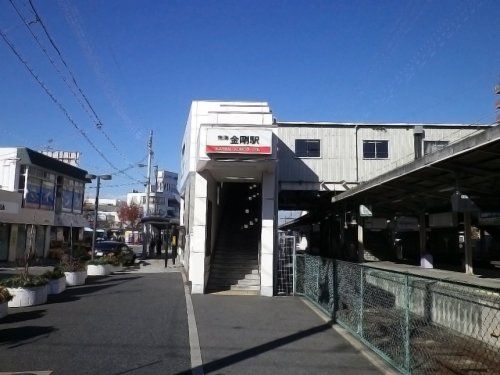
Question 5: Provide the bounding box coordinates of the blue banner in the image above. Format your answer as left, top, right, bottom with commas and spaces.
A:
40, 184, 55, 209
62, 189, 74, 211
25, 183, 41, 208
72, 191, 83, 213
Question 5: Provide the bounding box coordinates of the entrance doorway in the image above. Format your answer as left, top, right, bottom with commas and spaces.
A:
206, 182, 262, 294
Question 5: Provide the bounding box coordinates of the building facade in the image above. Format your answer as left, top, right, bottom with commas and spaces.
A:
126, 169, 180, 219
0, 147, 89, 261
178, 101, 488, 296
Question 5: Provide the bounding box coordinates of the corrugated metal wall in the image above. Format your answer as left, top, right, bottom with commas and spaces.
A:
277, 126, 357, 183
278, 125, 484, 186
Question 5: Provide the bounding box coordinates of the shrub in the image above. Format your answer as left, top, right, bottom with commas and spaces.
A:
104, 254, 121, 266
86, 257, 111, 266
42, 267, 65, 280
0, 275, 48, 288
59, 259, 86, 272
0, 287, 13, 303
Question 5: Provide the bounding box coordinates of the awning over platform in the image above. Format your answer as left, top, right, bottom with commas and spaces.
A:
140, 216, 179, 229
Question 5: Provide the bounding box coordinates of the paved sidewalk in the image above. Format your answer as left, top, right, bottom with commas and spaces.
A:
190, 294, 389, 374
0, 272, 190, 374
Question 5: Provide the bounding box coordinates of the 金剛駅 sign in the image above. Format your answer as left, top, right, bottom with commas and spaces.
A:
206, 129, 272, 154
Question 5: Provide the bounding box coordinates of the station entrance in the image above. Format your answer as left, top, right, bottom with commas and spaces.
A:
206, 182, 262, 294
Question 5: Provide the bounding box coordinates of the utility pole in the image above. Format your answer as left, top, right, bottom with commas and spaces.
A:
495, 83, 500, 124
143, 130, 153, 257
153, 165, 158, 215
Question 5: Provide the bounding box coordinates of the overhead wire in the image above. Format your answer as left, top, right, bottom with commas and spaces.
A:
0, 28, 124, 173
24, 0, 135, 169
4, 0, 145, 185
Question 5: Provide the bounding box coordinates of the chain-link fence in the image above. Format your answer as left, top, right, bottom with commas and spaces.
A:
276, 234, 295, 295
295, 254, 500, 374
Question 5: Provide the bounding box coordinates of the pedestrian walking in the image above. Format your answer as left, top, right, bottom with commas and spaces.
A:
171, 230, 178, 266
149, 235, 155, 257
156, 236, 163, 257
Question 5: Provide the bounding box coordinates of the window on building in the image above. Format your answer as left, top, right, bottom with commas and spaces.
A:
424, 140, 449, 155
23, 166, 56, 210
295, 139, 321, 157
363, 140, 389, 159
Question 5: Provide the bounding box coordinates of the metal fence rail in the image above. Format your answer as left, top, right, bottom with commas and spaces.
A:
276, 234, 295, 295
295, 254, 500, 374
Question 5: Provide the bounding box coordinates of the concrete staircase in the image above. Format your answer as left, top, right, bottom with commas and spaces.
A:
206, 227, 260, 295
206, 182, 261, 295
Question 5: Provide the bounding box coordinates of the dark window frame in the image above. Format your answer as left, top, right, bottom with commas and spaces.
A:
295, 139, 321, 158
363, 140, 389, 159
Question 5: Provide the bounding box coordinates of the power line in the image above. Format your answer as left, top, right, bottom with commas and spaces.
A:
24, 0, 132, 165
0, 27, 122, 172
2, 2, 144, 184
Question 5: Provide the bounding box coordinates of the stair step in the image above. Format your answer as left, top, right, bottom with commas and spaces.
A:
209, 272, 259, 279
210, 268, 259, 279
206, 289, 259, 296
208, 282, 261, 290
237, 278, 260, 286
208, 276, 260, 285
213, 255, 258, 261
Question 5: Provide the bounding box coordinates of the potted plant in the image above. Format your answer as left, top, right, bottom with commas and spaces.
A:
43, 267, 67, 295
0, 224, 49, 307
0, 287, 13, 319
86, 257, 112, 276
0, 274, 49, 307
105, 254, 124, 273
60, 259, 87, 286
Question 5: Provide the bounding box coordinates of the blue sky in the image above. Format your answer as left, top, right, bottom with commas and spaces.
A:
1, 0, 499, 198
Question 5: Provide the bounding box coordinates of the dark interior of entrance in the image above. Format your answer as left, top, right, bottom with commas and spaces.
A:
206, 182, 262, 294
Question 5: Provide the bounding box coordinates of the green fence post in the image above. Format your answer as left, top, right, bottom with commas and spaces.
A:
405, 273, 411, 373
359, 266, 364, 337
332, 259, 337, 323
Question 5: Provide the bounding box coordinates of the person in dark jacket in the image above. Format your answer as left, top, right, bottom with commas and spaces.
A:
156, 236, 163, 257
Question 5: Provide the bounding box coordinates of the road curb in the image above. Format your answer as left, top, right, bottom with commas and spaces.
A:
181, 269, 204, 375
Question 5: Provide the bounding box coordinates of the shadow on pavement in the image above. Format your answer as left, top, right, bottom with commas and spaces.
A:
0, 325, 57, 347
47, 275, 142, 304
0, 309, 46, 324
175, 321, 333, 375
112, 360, 163, 375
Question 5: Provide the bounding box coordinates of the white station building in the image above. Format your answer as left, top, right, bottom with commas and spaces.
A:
177, 100, 487, 296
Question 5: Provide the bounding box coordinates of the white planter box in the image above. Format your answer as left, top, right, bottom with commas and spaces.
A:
87, 264, 111, 276
7, 285, 48, 307
0, 302, 7, 319
65, 271, 87, 286
48, 277, 66, 294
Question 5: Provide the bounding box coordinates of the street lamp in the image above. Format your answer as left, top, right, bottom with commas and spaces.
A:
86, 174, 112, 260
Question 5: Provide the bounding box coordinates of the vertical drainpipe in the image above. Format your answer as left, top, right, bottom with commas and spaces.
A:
414, 125, 425, 159
355, 125, 359, 182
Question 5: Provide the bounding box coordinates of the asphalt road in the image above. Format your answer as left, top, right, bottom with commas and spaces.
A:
0, 272, 190, 374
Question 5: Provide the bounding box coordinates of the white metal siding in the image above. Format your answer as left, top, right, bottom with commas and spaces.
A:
278, 126, 357, 183
278, 125, 487, 185
357, 127, 415, 181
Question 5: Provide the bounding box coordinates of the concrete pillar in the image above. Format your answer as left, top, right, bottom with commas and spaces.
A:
8, 224, 18, 262
44, 226, 51, 257
189, 173, 208, 294
260, 171, 276, 297
357, 223, 364, 262
419, 213, 433, 268
464, 212, 473, 275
